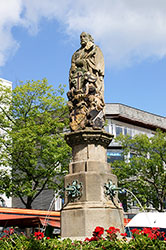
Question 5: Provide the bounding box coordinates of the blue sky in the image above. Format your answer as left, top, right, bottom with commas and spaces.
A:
0, 0, 166, 117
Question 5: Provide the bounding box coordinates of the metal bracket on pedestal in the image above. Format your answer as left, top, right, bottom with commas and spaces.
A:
104, 180, 125, 200
65, 180, 82, 199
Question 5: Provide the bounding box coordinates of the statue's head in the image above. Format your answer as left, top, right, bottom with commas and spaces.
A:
80, 32, 94, 47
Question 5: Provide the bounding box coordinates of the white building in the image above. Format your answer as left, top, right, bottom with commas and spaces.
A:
0, 78, 12, 207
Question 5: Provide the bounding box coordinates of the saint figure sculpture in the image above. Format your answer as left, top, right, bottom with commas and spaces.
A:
67, 32, 105, 131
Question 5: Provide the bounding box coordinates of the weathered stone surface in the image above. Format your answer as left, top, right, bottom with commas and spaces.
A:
61, 33, 124, 240
61, 206, 124, 239
61, 129, 124, 239
63, 171, 118, 204
65, 130, 113, 147
67, 32, 105, 131
69, 161, 111, 174
65, 130, 113, 163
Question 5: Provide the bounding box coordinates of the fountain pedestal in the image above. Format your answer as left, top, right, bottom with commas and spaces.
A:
61, 130, 124, 239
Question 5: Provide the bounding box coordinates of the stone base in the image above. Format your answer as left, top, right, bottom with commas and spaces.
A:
61, 130, 124, 239
61, 170, 124, 239
61, 204, 124, 239
63, 171, 118, 204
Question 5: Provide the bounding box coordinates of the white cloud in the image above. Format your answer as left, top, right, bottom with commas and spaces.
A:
1, 0, 166, 67
0, 0, 22, 66
60, 0, 166, 67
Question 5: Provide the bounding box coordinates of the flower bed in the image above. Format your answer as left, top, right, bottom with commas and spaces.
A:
0, 226, 166, 249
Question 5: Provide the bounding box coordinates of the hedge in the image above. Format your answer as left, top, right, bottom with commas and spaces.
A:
0, 226, 166, 249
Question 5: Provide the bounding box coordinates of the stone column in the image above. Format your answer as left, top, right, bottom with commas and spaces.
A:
61, 129, 124, 239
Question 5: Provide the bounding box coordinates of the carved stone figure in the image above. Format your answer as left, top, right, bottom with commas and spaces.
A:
67, 32, 105, 131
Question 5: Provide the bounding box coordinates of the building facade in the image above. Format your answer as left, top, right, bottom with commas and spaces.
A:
105, 103, 166, 215
0, 78, 12, 208
105, 103, 166, 163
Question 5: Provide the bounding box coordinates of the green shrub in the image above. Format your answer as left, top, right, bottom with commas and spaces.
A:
0, 226, 166, 249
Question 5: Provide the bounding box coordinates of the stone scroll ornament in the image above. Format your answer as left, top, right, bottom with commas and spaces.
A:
67, 32, 105, 131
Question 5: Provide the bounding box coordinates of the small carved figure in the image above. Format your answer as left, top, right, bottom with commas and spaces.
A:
67, 32, 105, 131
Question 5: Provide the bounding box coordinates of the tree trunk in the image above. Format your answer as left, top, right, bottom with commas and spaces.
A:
26, 197, 33, 209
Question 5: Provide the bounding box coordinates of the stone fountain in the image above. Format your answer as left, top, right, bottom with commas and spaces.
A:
61, 32, 124, 239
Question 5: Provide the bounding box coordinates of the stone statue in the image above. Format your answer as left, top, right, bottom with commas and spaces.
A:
67, 32, 105, 131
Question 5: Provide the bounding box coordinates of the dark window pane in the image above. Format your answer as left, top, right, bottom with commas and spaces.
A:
124, 128, 127, 135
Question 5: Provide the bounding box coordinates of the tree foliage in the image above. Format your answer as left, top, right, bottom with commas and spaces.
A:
112, 130, 166, 212
0, 79, 71, 209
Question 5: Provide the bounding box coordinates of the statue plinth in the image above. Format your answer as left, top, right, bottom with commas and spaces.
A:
61, 129, 124, 239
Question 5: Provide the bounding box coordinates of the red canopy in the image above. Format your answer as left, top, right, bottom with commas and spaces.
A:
0, 207, 60, 228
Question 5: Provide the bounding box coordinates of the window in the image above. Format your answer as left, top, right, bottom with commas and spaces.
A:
105, 125, 109, 133
124, 128, 128, 136
116, 126, 122, 137
107, 149, 124, 163
127, 128, 132, 138
115, 125, 133, 138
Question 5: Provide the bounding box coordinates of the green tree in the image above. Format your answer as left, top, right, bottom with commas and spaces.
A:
0, 79, 71, 209
112, 130, 166, 212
